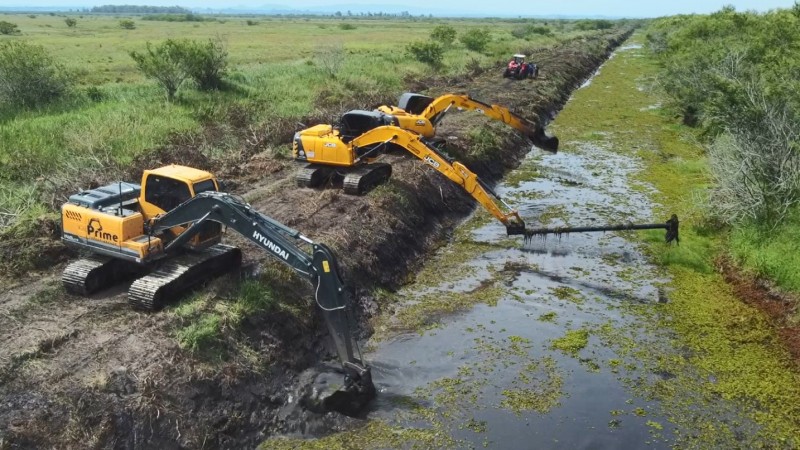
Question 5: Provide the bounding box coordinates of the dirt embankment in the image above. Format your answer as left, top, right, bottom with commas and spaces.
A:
0, 29, 633, 450
717, 257, 800, 363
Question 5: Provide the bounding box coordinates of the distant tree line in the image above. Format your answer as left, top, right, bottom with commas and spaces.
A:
141, 13, 209, 22
89, 5, 192, 14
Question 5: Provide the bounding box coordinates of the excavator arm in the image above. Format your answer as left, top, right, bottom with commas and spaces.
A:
352, 126, 527, 235
421, 94, 559, 152
146, 192, 374, 395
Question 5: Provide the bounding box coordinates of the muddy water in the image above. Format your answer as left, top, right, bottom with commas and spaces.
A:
355, 45, 702, 448
364, 144, 674, 448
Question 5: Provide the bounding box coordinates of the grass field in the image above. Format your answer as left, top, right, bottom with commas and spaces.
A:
0, 13, 595, 238
2, 14, 582, 84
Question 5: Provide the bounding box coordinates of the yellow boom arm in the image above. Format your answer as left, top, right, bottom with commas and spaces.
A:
424, 94, 538, 136
352, 127, 526, 234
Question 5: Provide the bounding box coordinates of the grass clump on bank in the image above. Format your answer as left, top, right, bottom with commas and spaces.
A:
173, 278, 280, 361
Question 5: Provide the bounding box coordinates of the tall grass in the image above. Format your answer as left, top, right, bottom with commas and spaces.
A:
730, 213, 800, 293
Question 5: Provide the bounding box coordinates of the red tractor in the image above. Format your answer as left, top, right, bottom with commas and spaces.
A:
503, 54, 538, 80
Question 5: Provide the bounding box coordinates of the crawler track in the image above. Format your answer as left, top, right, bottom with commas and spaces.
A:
128, 244, 242, 311
343, 163, 392, 195
62, 255, 138, 296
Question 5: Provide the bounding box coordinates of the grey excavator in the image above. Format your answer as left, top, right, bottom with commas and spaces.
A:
60, 165, 375, 413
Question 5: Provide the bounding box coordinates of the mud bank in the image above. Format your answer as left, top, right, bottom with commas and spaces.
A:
0, 29, 633, 449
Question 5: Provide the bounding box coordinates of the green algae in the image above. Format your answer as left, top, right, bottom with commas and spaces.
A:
260, 420, 458, 450
548, 286, 584, 304
550, 329, 590, 356
538, 311, 558, 322
500, 358, 564, 415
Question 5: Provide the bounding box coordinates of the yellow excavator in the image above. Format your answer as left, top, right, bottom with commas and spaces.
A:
293, 93, 559, 235
295, 125, 531, 235
293, 93, 680, 241
60, 164, 374, 410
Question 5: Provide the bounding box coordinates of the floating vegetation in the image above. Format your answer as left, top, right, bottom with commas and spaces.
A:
548, 285, 584, 304
538, 311, 558, 322
500, 357, 564, 415
550, 328, 590, 356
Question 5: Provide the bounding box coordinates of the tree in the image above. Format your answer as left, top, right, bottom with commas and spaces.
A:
430, 24, 456, 47
119, 19, 136, 29
0, 41, 72, 109
406, 40, 444, 67
65, 18, 77, 28
460, 28, 491, 52
130, 38, 229, 98
129, 40, 192, 100
183, 38, 228, 90
0, 21, 19, 35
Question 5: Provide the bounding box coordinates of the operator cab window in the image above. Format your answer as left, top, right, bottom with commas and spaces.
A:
144, 174, 192, 211
193, 179, 217, 195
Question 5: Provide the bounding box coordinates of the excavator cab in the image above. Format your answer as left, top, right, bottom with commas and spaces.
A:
138, 166, 222, 251
338, 110, 397, 144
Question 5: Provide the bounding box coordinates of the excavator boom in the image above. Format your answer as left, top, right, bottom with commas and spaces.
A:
351, 126, 526, 234
394, 93, 559, 152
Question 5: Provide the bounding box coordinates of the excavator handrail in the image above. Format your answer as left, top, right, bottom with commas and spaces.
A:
146, 191, 373, 393
351, 126, 526, 234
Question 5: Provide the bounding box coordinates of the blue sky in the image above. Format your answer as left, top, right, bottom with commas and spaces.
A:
8, 0, 797, 17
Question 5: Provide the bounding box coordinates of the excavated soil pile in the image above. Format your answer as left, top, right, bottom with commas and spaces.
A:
0, 29, 632, 449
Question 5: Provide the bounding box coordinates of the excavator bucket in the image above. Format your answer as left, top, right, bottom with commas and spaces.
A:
298, 365, 376, 417
530, 127, 559, 153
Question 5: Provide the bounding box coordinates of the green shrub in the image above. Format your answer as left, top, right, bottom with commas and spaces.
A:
0, 21, 19, 35
65, 18, 77, 28
142, 13, 206, 22
512, 24, 553, 39
119, 19, 135, 29
650, 8, 800, 227
245, 19, 258, 26
0, 41, 72, 109
574, 19, 614, 31
460, 28, 491, 52
430, 24, 457, 47
129, 38, 229, 98
406, 40, 444, 67
129, 40, 192, 100
184, 38, 228, 90
339, 23, 356, 30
